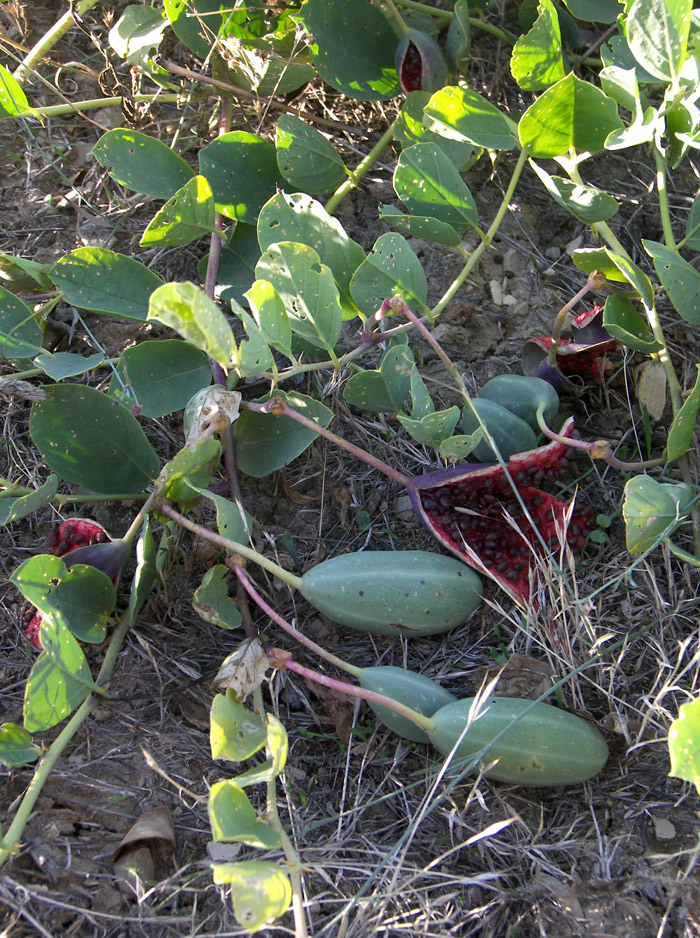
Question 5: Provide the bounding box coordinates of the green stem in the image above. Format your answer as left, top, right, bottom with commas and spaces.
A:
27, 94, 182, 119
393, 0, 516, 41
55, 492, 149, 506
431, 148, 528, 319
547, 271, 607, 366
156, 501, 304, 591
13, 0, 101, 84
0, 612, 133, 867
325, 121, 397, 215
654, 146, 677, 250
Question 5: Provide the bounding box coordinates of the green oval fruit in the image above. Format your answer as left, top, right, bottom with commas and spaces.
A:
478, 375, 559, 431
359, 666, 457, 743
299, 550, 483, 637
461, 399, 537, 461
428, 696, 608, 786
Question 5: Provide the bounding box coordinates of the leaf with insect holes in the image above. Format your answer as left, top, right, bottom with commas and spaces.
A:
0, 475, 59, 526
160, 438, 221, 502
50, 248, 164, 321
394, 92, 475, 171
193, 566, 242, 630
297, 0, 399, 101
518, 73, 623, 158
198, 131, 283, 223
423, 85, 517, 150
622, 475, 695, 554
24, 620, 97, 732
275, 114, 346, 195
33, 352, 106, 381
109, 340, 211, 418
141, 175, 217, 247
148, 282, 235, 366
643, 240, 700, 326
0, 723, 38, 767
667, 365, 700, 463
93, 129, 194, 199
257, 192, 365, 320
397, 406, 460, 448
212, 861, 292, 933
669, 695, 700, 795
343, 344, 414, 413
379, 205, 462, 247
0, 287, 43, 360
350, 232, 427, 315
394, 143, 478, 231
210, 689, 267, 762
11, 554, 117, 643
30, 384, 160, 494
511, 0, 566, 91
209, 780, 281, 848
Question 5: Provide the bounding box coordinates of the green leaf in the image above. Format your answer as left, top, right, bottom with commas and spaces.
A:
233, 758, 276, 788
343, 345, 414, 413
255, 242, 343, 352
519, 73, 623, 157
92, 129, 194, 199
446, 0, 471, 74
669, 696, 700, 794
0, 287, 43, 359
296, 0, 399, 101
33, 352, 106, 380
602, 294, 661, 352
11, 554, 116, 643
24, 620, 94, 732
600, 34, 661, 84
193, 565, 243, 630
275, 114, 346, 195
643, 239, 700, 325
109, 5, 169, 70
685, 190, 700, 250
147, 282, 235, 366
667, 365, 700, 462
423, 85, 517, 150
0, 63, 36, 119
267, 713, 288, 775
604, 248, 655, 305
140, 175, 217, 247
438, 429, 483, 461
50, 248, 164, 321
396, 405, 460, 447
161, 438, 221, 502
0, 475, 59, 526
244, 280, 293, 358
622, 474, 695, 553
562, 0, 622, 22
0, 723, 38, 767
378, 205, 461, 247
189, 488, 255, 545
109, 339, 211, 418
198, 131, 282, 223
30, 384, 160, 494
394, 92, 475, 170
257, 191, 365, 320
528, 160, 619, 222
128, 517, 159, 620
627, 0, 692, 83
350, 232, 427, 315
511, 0, 566, 91
572, 247, 633, 283
211, 860, 292, 933
209, 780, 281, 847
0, 251, 52, 291
200, 221, 260, 310
393, 142, 478, 231
232, 307, 274, 377
163, 0, 227, 59
218, 35, 315, 96
210, 689, 267, 761
234, 390, 333, 477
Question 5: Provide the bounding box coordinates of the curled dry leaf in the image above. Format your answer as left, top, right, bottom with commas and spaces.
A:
112, 806, 176, 891
184, 386, 242, 446
213, 638, 270, 701
473, 654, 554, 700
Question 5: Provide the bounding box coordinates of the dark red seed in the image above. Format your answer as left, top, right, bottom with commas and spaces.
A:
47, 531, 59, 547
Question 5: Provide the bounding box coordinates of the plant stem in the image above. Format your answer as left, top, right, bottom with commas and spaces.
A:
654, 146, 677, 250
24, 94, 182, 119
393, 0, 516, 41
325, 121, 397, 215
234, 565, 361, 677
242, 399, 414, 488
0, 611, 133, 867
431, 148, 528, 318
13, 0, 101, 84
156, 501, 304, 590
547, 271, 607, 366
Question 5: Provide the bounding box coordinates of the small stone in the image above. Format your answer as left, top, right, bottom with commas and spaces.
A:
544, 246, 561, 261
394, 495, 414, 521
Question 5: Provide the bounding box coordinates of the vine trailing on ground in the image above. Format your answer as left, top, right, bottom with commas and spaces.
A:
2, 0, 700, 932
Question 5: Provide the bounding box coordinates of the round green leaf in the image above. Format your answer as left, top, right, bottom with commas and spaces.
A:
211, 861, 292, 932
423, 85, 517, 151
92, 129, 194, 199
529, 161, 619, 223
24, 619, 94, 732
602, 294, 661, 352
163, 0, 226, 60
511, 0, 566, 91
109, 339, 212, 417
50, 248, 164, 321
626, 0, 691, 83
643, 239, 700, 325
0, 287, 43, 360
30, 384, 160, 494
209, 780, 281, 848
394, 142, 478, 231
210, 690, 267, 761
141, 175, 217, 247
622, 475, 694, 553
518, 73, 623, 157
199, 131, 282, 223
0, 723, 38, 767
147, 282, 235, 366
34, 352, 106, 381
669, 696, 700, 794
297, 0, 399, 101
350, 232, 427, 315
379, 205, 461, 246
275, 114, 346, 195
193, 565, 243, 630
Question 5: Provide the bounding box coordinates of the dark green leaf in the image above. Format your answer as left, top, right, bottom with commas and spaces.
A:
0, 287, 43, 359
275, 114, 346, 194
602, 294, 661, 352
200, 221, 260, 309
109, 339, 211, 417
394, 142, 478, 231
446, 0, 471, 74
128, 517, 159, 620
643, 239, 700, 325
423, 85, 517, 150
350, 232, 427, 315
511, 0, 566, 91
34, 352, 105, 380
0, 723, 38, 767
397, 406, 460, 447
162, 0, 226, 60
0, 475, 59, 526
529, 161, 618, 222
343, 345, 414, 413
199, 131, 282, 223
93, 129, 194, 199
24, 621, 94, 732
379, 205, 461, 246
667, 365, 700, 462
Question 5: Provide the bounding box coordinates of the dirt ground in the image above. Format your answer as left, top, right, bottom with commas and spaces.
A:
2, 4, 700, 937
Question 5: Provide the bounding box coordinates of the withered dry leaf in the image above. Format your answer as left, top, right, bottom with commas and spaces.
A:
213, 637, 270, 701
112, 806, 176, 888
304, 677, 357, 744
280, 476, 320, 505
473, 653, 554, 700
